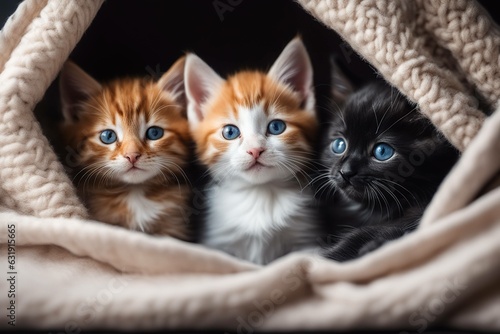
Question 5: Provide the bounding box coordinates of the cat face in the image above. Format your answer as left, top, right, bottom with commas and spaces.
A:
321, 81, 459, 215
185, 38, 318, 184
59, 57, 191, 185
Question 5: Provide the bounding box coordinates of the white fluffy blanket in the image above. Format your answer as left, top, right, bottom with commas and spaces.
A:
0, 0, 499, 331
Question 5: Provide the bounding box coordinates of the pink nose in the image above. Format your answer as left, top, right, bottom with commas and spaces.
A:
125, 152, 141, 164
247, 148, 265, 159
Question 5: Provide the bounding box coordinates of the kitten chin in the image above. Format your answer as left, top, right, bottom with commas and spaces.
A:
185, 37, 322, 264
234, 164, 303, 185
318, 78, 460, 261
58, 57, 193, 240
119, 169, 156, 184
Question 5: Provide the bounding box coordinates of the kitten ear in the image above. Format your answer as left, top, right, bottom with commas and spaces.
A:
59, 61, 102, 122
268, 37, 315, 110
184, 53, 224, 129
330, 56, 354, 105
158, 56, 186, 110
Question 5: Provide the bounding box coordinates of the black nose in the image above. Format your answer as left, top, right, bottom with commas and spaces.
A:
339, 168, 356, 182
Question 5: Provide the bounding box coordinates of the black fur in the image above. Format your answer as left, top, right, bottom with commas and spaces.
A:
318, 80, 460, 261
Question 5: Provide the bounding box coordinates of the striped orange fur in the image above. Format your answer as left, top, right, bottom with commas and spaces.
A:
59, 57, 192, 240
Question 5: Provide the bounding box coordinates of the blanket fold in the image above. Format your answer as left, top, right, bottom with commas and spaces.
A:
0, 0, 499, 331
298, 0, 500, 151
0, 0, 103, 219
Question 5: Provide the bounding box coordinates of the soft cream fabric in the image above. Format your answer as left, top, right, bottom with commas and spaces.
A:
0, 0, 499, 331
299, 0, 500, 151
0, 0, 99, 218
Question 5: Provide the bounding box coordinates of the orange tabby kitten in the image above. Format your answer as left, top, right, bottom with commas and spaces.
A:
185, 38, 321, 264
59, 57, 191, 240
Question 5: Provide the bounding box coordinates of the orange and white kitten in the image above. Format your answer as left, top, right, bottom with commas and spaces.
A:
59, 57, 191, 240
185, 38, 320, 264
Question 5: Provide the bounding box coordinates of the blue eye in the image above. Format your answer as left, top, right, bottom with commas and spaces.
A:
222, 125, 240, 140
267, 120, 286, 135
100, 129, 117, 144
373, 143, 395, 161
146, 126, 164, 140
331, 138, 346, 154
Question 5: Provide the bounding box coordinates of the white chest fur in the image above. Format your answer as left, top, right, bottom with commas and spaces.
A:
125, 189, 165, 232
202, 180, 319, 264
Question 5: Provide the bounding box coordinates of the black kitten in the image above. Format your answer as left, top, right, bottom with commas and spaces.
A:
318, 66, 460, 261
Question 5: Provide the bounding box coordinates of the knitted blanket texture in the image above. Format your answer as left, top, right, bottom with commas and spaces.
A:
0, 0, 499, 331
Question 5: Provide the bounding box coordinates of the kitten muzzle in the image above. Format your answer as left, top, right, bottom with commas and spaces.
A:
124, 152, 141, 164
339, 170, 353, 184
246, 161, 267, 171
332, 171, 366, 200
246, 147, 265, 159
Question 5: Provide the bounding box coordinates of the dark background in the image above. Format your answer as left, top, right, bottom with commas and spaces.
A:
0, 2, 499, 333
35, 0, 364, 146
0, 0, 498, 148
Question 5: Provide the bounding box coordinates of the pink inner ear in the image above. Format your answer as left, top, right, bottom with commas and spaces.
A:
185, 67, 208, 122
158, 57, 186, 107
59, 61, 102, 122
185, 54, 224, 124
286, 56, 312, 100
186, 69, 208, 106
159, 74, 184, 99
268, 38, 313, 105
